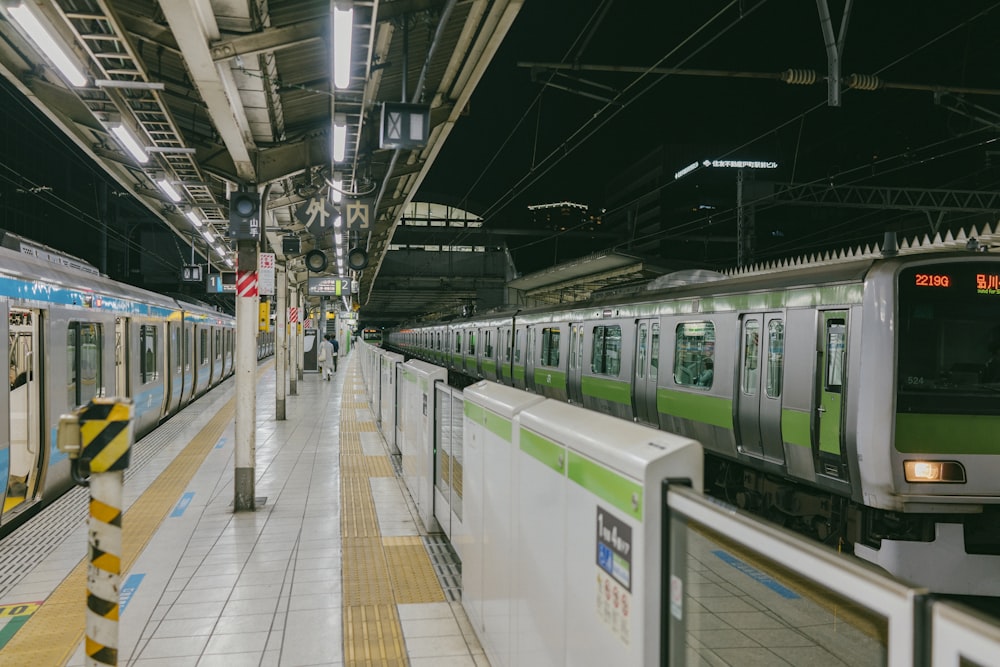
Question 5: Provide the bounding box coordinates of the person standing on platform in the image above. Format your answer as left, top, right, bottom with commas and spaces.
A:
319, 334, 335, 381
331, 335, 340, 372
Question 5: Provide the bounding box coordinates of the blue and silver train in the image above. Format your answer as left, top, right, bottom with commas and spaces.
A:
387, 238, 1000, 595
1, 232, 268, 534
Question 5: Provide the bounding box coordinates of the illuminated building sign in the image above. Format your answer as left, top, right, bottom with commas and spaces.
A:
703, 159, 779, 169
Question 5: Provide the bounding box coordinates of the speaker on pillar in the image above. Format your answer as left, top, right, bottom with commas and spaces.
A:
305, 249, 328, 272
347, 247, 368, 270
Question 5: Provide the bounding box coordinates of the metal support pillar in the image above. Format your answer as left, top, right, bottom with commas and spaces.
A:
297, 290, 305, 380
234, 241, 258, 511
736, 168, 756, 267
276, 265, 287, 420
289, 285, 298, 395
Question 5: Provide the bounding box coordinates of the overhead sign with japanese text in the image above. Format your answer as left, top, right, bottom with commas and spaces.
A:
307, 276, 351, 296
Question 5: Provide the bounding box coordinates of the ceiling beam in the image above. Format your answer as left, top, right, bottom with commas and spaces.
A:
158, 0, 257, 182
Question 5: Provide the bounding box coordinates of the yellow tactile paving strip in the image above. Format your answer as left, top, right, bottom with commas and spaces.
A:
0, 390, 239, 665
341, 368, 445, 666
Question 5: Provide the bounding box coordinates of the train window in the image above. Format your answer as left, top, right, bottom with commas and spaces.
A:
514, 329, 523, 363
468, 331, 476, 356
140, 325, 158, 383
825, 320, 846, 392
215, 330, 222, 360
541, 327, 560, 367
199, 329, 209, 365
650, 323, 660, 380
184, 330, 191, 371
504, 330, 511, 362
766, 319, 784, 398
742, 320, 761, 395
484, 330, 493, 359
68, 322, 104, 407
673, 321, 715, 388
454, 331, 462, 354
591, 325, 622, 376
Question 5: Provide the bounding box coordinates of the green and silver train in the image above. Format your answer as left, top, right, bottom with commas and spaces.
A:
387, 242, 1000, 595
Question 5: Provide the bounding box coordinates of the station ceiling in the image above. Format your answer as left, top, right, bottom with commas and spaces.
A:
0, 0, 523, 325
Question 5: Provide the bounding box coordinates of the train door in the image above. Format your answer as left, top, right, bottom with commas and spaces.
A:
5, 308, 42, 515
115, 317, 129, 397
497, 326, 510, 383
816, 311, 848, 478
567, 322, 584, 404
525, 326, 536, 390
736, 313, 786, 463
633, 318, 660, 425
512, 326, 526, 389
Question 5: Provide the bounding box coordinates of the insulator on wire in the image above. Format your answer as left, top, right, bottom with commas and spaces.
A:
848, 73, 882, 91
781, 69, 817, 85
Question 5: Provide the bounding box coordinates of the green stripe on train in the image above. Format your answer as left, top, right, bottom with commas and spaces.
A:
895, 413, 1000, 454
781, 409, 811, 448
582, 375, 631, 405
532, 367, 566, 390
482, 359, 497, 375
520, 428, 565, 474
567, 451, 643, 521
656, 388, 732, 428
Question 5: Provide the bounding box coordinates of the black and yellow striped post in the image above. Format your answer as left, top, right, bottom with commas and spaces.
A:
58, 397, 134, 667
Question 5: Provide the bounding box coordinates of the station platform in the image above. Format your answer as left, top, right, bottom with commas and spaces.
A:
0, 352, 485, 666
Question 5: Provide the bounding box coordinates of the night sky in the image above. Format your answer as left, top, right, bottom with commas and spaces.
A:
3, 1, 1000, 285
417, 0, 1000, 269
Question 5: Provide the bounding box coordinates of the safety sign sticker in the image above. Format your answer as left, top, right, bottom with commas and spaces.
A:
596, 506, 633, 646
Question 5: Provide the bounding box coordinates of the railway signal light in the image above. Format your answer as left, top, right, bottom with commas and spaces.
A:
228, 190, 260, 241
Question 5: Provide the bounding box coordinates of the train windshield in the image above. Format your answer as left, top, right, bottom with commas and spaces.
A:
897, 262, 1000, 414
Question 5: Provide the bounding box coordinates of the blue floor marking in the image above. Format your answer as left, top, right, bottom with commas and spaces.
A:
712, 550, 800, 599
215, 437, 226, 449
120, 573, 145, 613
170, 492, 194, 517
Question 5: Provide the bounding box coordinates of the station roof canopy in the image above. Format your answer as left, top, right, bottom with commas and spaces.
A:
0, 0, 523, 319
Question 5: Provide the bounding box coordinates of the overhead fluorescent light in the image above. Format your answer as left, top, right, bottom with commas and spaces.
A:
225, 258, 234, 268
333, 113, 347, 162
110, 123, 149, 164
203, 228, 215, 242
184, 210, 202, 227
5, 0, 87, 87
332, 2, 353, 90
334, 215, 343, 229
331, 172, 343, 203
156, 178, 182, 202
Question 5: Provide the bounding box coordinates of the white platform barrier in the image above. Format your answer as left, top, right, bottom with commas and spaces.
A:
378, 351, 403, 453
463, 380, 703, 667
364, 347, 1000, 667
433, 384, 464, 544
397, 360, 446, 532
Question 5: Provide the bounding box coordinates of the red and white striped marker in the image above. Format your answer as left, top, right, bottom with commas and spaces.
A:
236, 270, 258, 297
288, 307, 299, 323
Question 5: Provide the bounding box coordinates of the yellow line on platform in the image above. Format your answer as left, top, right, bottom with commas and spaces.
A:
340, 365, 444, 666
0, 363, 273, 665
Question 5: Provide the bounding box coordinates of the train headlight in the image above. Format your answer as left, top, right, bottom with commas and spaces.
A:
903, 460, 966, 483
